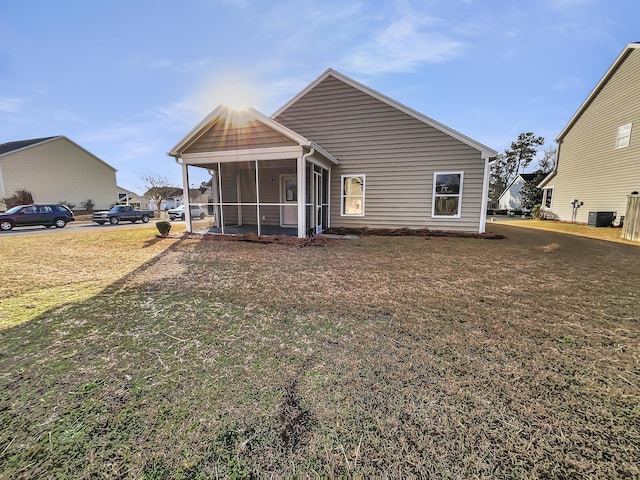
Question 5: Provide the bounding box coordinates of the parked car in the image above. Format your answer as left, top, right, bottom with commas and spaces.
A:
92, 205, 154, 225
167, 204, 207, 221
0, 204, 75, 231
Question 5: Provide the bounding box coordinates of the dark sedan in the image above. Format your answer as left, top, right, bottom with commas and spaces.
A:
0, 204, 75, 231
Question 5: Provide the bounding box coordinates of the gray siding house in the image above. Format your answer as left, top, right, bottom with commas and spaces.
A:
168, 69, 497, 237
539, 43, 640, 223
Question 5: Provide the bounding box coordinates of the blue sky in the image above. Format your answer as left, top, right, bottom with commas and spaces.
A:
1, 0, 638, 193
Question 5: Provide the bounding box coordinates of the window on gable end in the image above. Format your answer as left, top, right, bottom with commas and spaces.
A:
616, 123, 632, 149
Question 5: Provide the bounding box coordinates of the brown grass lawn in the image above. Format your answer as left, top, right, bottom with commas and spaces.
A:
491, 217, 636, 245
0, 224, 639, 478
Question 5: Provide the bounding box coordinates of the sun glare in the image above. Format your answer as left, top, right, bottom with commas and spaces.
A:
195, 72, 263, 114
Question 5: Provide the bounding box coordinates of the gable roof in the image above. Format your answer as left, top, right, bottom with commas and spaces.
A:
537, 170, 555, 189
556, 42, 640, 142
0, 136, 59, 156
0, 135, 117, 172
273, 68, 498, 159
498, 173, 541, 200
168, 105, 338, 164
519, 173, 538, 182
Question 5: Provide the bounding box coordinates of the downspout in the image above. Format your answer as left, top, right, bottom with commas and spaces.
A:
479, 155, 494, 234
297, 147, 315, 238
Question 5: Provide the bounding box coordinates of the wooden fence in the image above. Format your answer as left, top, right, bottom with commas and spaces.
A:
622, 195, 640, 242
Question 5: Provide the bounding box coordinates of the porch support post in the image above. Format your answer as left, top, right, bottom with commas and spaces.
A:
181, 162, 192, 232
297, 155, 305, 238
217, 162, 225, 235
326, 167, 331, 229
255, 160, 261, 236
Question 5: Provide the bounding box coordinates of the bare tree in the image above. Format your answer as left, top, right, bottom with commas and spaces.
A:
538, 145, 557, 173
141, 174, 178, 216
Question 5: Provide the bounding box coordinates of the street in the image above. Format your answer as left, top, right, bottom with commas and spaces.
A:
0, 219, 171, 237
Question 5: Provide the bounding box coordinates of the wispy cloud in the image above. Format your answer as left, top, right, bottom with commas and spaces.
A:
547, 0, 593, 12
553, 76, 584, 92
0, 96, 30, 113
127, 56, 209, 73
345, 14, 466, 75
218, 0, 249, 8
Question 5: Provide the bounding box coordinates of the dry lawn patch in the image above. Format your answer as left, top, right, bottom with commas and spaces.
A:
0, 226, 182, 328
0, 224, 639, 478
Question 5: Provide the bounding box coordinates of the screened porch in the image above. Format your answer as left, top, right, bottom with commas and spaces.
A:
181, 158, 331, 238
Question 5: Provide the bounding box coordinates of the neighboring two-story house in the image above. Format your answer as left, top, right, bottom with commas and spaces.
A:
0, 136, 118, 210
539, 42, 640, 224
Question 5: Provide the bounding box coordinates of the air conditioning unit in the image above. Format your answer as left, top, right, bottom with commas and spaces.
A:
588, 211, 616, 227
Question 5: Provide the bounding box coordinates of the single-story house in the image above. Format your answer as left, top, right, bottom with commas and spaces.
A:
0, 136, 117, 211
144, 187, 183, 211
117, 186, 149, 209
168, 68, 497, 237
539, 42, 640, 224
498, 173, 538, 212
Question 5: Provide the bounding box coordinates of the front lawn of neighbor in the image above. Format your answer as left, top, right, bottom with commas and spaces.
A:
1, 225, 638, 478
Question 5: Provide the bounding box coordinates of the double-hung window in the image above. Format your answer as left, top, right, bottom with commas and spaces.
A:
432, 171, 463, 218
341, 175, 365, 216
616, 123, 632, 148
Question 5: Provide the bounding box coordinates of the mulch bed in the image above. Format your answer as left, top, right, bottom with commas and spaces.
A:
323, 226, 505, 239
158, 227, 504, 245
160, 232, 333, 247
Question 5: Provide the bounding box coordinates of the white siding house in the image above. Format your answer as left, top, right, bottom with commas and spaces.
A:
498, 173, 537, 212
0, 136, 117, 210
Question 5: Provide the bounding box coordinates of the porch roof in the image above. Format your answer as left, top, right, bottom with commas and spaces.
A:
167, 104, 339, 165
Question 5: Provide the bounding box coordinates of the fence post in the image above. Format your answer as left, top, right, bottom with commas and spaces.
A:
622, 194, 640, 242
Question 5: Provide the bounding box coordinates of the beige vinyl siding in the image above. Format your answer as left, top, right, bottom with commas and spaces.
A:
184, 120, 298, 154
275, 75, 486, 232
549, 48, 640, 223
0, 137, 117, 210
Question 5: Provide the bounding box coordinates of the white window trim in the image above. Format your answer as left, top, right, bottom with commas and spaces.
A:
340, 174, 365, 217
432, 171, 464, 219
616, 122, 632, 149
543, 187, 554, 209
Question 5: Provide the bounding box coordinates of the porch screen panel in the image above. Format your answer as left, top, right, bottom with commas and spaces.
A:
186, 165, 217, 233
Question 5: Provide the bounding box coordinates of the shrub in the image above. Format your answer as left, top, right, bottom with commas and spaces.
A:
156, 221, 171, 236
532, 204, 542, 219
80, 199, 95, 211
533, 204, 558, 220
4, 189, 34, 208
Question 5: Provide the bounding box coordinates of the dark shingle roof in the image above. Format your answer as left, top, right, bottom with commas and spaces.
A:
519, 173, 538, 182
0, 137, 60, 156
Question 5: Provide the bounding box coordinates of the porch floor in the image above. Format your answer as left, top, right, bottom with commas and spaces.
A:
198, 224, 299, 236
